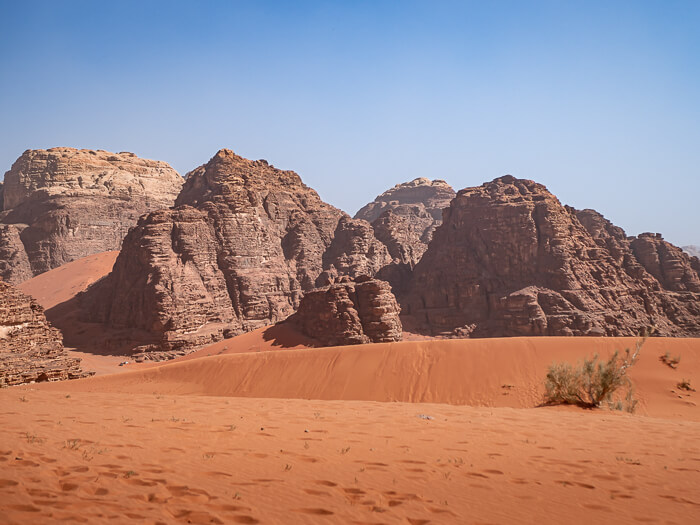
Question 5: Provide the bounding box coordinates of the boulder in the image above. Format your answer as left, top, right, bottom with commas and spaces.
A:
289, 277, 402, 346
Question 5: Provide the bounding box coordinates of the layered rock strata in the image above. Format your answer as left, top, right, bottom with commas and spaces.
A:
0, 279, 91, 386
355, 178, 455, 267
80, 149, 347, 354
289, 276, 402, 346
0, 148, 183, 283
404, 176, 700, 337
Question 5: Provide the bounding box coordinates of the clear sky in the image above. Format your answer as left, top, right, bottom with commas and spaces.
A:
1, 0, 698, 246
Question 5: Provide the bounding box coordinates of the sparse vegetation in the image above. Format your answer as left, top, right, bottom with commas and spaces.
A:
543, 328, 653, 411
677, 379, 695, 392
660, 352, 681, 369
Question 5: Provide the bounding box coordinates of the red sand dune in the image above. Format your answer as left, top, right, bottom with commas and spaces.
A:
48, 336, 700, 421
19, 251, 119, 310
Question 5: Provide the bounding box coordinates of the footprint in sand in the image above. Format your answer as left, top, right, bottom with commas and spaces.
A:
313, 480, 338, 487
293, 508, 334, 515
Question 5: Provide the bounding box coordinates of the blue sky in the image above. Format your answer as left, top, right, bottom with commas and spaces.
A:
1, 0, 698, 246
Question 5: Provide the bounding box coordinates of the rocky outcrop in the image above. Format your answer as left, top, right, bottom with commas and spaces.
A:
0, 224, 33, 283
0, 181, 4, 211
0, 279, 91, 386
289, 277, 402, 346
318, 217, 392, 286
0, 148, 183, 283
355, 178, 455, 267
403, 176, 700, 337
80, 149, 347, 354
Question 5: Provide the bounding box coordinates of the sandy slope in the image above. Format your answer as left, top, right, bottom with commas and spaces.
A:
19, 251, 119, 310
50, 336, 700, 421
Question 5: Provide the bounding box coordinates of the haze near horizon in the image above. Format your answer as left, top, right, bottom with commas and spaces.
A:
0, 0, 698, 246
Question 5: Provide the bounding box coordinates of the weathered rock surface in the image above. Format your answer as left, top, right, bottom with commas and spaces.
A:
318, 217, 393, 286
355, 178, 455, 267
403, 176, 700, 337
289, 277, 402, 346
80, 149, 347, 354
0, 278, 91, 386
0, 148, 183, 283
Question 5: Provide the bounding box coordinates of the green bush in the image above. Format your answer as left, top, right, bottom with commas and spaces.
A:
544, 329, 651, 411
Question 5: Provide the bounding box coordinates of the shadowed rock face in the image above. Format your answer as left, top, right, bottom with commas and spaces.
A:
289, 277, 402, 346
80, 149, 347, 354
0, 279, 91, 386
403, 176, 700, 337
0, 148, 183, 284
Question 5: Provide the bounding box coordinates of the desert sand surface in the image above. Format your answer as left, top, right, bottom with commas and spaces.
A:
19, 251, 119, 310
2, 387, 699, 524
51, 336, 700, 421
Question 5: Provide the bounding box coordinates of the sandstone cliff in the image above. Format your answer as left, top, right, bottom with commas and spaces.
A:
0, 148, 183, 283
0, 279, 91, 386
80, 149, 347, 355
355, 178, 455, 267
403, 176, 700, 337
288, 277, 402, 346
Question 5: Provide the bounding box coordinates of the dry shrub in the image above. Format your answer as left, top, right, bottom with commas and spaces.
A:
544, 329, 653, 412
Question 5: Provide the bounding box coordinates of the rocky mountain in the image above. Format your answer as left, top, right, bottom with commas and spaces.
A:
355, 178, 455, 267
402, 176, 700, 337
79, 149, 348, 354
0, 148, 183, 284
0, 278, 91, 386
288, 276, 402, 346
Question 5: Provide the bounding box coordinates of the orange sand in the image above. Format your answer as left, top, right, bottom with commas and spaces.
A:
56, 336, 700, 421
2, 387, 699, 524
19, 251, 119, 310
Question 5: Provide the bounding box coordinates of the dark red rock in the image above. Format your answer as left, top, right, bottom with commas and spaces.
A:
288, 278, 402, 346
80, 149, 346, 354
403, 176, 700, 337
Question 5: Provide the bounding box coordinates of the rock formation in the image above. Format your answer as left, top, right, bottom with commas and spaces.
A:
318, 217, 393, 286
0, 278, 91, 386
288, 276, 402, 346
79, 149, 347, 355
403, 176, 700, 337
0, 148, 183, 283
355, 178, 455, 267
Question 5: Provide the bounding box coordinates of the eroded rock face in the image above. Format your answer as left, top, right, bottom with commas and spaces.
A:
0, 148, 183, 283
81, 149, 346, 354
0, 279, 91, 386
403, 176, 700, 337
355, 178, 455, 267
289, 277, 402, 346
318, 217, 393, 286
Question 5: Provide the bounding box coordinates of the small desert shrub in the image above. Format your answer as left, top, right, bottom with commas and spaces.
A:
544, 329, 652, 411
677, 379, 695, 392
660, 352, 681, 369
